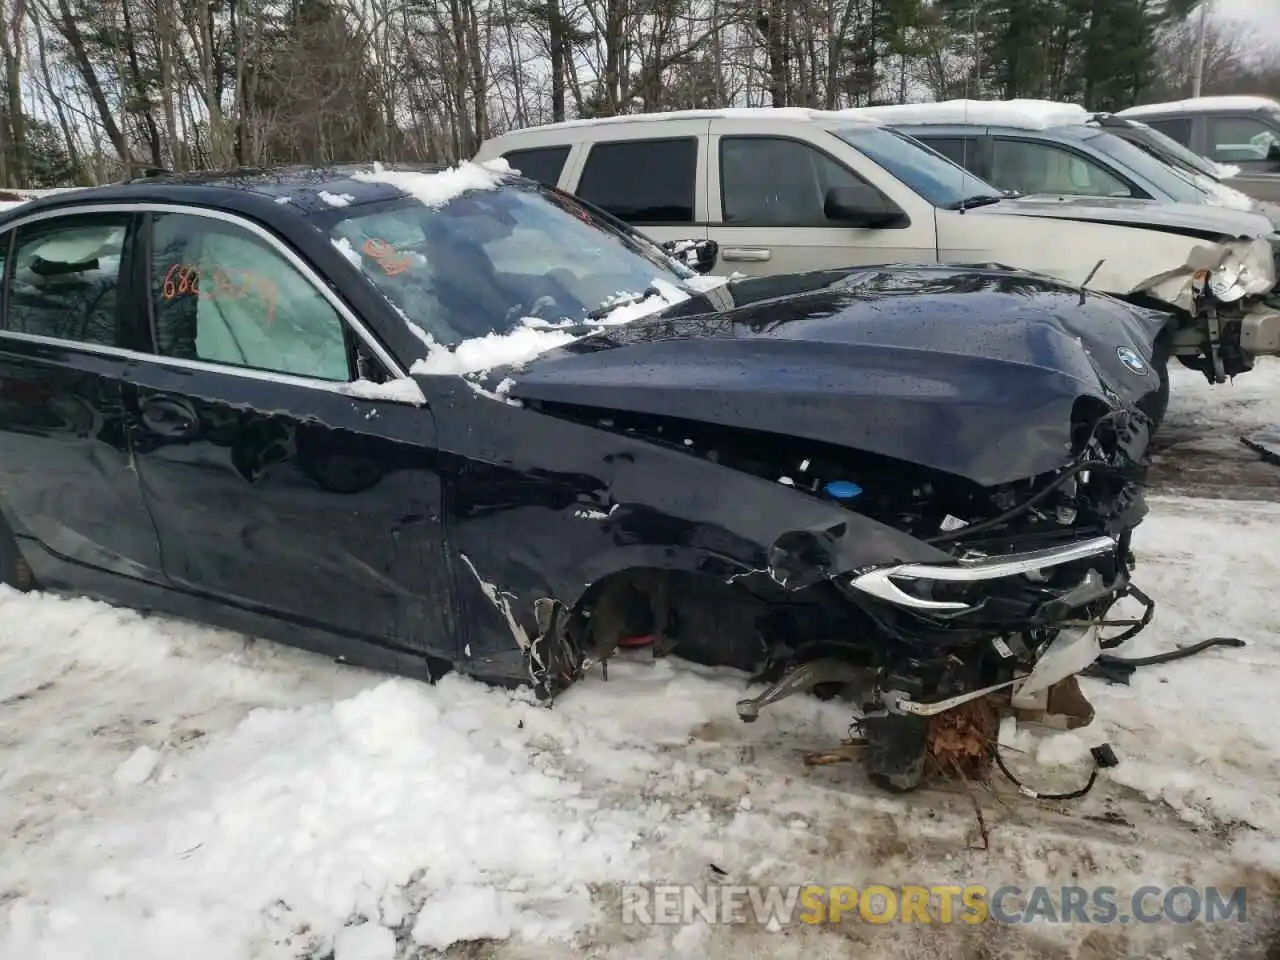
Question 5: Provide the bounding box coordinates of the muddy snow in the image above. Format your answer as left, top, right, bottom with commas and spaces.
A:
3, 363, 1280, 959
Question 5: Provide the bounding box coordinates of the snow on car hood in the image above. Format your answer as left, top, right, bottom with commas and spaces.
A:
978, 195, 1275, 239
406, 277, 703, 382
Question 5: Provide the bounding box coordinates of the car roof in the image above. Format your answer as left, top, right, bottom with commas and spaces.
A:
847, 98, 1092, 132
1118, 96, 1280, 118
0, 163, 467, 222
486, 106, 883, 138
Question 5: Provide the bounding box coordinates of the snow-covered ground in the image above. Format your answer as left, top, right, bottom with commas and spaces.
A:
1150, 357, 1280, 501
3, 364, 1280, 960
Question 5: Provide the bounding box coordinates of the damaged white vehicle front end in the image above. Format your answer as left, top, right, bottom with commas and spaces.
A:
950, 198, 1280, 383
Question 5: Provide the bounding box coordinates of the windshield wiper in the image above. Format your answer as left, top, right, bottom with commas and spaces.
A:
948, 194, 1005, 212
587, 284, 663, 320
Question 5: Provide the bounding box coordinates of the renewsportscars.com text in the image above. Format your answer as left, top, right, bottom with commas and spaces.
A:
620, 884, 1248, 926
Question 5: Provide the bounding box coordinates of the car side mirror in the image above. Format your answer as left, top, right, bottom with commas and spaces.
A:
662, 238, 720, 274
823, 185, 908, 228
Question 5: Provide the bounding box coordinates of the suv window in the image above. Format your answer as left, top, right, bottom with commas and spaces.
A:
915, 136, 979, 171
720, 136, 872, 226
1206, 116, 1280, 163
1143, 117, 1192, 146
4, 214, 129, 347
502, 146, 571, 187
990, 138, 1133, 197
577, 138, 696, 223
149, 212, 351, 381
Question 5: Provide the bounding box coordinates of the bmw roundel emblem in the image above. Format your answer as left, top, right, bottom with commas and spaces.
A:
1116, 346, 1148, 376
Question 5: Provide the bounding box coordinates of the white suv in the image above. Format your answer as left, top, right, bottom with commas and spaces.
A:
474, 108, 1280, 386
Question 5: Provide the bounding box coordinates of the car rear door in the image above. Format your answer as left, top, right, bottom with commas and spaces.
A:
0, 207, 165, 586
705, 120, 938, 275
124, 205, 457, 661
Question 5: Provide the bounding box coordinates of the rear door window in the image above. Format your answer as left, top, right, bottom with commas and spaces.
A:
576, 138, 697, 224
3, 214, 130, 347
501, 146, 571, 186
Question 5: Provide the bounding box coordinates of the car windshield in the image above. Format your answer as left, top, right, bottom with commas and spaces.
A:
828, 125, 1004, 208
1085, 130, 1211, 204
326, 179, 696, 347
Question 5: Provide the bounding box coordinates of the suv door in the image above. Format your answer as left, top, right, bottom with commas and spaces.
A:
0, 209, 165, 584
706, 121, 937, 275
126, 206, 456, 662
563, 122, 710, 248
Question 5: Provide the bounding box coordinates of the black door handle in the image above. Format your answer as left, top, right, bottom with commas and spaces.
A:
140, 396, 199, 438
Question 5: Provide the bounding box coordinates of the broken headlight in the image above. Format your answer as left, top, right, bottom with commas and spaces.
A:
848, 536, 1119, 613
1209, 238, 1277, 303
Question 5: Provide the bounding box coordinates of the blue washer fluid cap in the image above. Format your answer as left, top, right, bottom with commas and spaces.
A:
825, 480, 863, 500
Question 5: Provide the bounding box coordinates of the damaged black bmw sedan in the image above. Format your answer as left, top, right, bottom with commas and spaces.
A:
0, 162, 1158, 791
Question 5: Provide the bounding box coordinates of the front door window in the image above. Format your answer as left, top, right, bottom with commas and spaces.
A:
719, 136, 873, 226
148, 213, 352, 381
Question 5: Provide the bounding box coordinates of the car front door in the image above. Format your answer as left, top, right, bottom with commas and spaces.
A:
705, 122, 938, 276
124, 205, 456, 661
0, 209, 165, 586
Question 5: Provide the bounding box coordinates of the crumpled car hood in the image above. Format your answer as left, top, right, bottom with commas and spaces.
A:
503, 265, 1165, 487
978, 195, 1275, 239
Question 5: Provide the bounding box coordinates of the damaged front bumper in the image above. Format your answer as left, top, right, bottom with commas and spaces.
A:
1148, 235, 1280, 379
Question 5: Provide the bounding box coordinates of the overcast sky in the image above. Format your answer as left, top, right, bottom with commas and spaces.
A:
1215, 0, 1280, 34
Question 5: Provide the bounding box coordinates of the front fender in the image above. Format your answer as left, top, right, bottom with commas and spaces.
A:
440, 393, 956, 674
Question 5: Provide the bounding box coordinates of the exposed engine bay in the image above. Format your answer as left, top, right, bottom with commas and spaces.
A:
527, 396, 1154, 793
